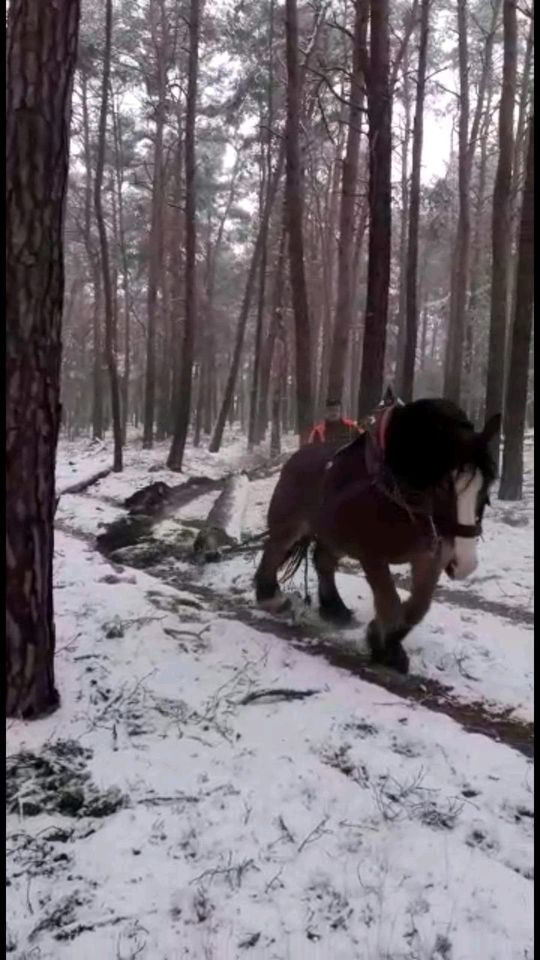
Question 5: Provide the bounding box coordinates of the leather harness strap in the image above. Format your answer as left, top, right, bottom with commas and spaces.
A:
367, 401, 482, 542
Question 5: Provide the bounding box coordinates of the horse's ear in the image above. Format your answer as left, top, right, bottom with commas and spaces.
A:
383, 384, 396, 405
480, 413, 502, 443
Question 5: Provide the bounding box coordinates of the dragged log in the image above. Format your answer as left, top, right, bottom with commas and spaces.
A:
125, 475, 226, 516
193, 474, 249, 561
96, 515, 155, 555
97, 470, 253, 569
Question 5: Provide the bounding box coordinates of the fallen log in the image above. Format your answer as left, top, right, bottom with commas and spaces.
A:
58, 467, 113, 498
55, 467, 113, 514
193, 473, 249, 560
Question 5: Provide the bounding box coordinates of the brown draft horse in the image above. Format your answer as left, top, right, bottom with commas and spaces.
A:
255, 398, 500, 674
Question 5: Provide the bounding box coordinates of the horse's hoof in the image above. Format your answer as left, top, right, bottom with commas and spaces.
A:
258, 593, 291, 614
384, 644, 410, 675
319, 603, 353, 626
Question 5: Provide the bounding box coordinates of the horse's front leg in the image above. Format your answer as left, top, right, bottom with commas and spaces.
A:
313, 541, 352, 624
402, 541, 453, 630
361, 557, 409, 674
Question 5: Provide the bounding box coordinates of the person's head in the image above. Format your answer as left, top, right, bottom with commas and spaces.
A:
325, 399, 342, 422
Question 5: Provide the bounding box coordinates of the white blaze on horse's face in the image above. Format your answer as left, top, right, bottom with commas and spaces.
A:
451, 468, 482, 579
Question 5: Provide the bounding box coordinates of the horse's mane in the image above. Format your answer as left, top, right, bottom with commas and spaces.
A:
384, 398, 497, 491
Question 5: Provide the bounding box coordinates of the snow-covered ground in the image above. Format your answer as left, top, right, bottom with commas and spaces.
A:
7, 431, 534, 959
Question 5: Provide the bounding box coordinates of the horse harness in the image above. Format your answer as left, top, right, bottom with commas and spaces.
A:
330, 402, 483, 549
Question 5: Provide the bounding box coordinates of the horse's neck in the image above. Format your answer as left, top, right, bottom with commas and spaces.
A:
364, 432, 384, 478
325, 436, 369, 489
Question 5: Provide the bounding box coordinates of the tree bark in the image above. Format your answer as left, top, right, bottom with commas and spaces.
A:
80, 71, 104, 440
94, 0, 123, 471
111, 97, 131, 442
209, 145, 285, 453
506, 13, 533, 383
256, 221, 286, 442
270, 314, 287, 458
394, 50, 412, 390
143, 0, 167, 449
168, 0, 199, 470
399, 0, 430, 402
327, 0, 369, 402
444, 0, 500, 406
499, 115, 534, 500
443, 0, 471, 403
6, 0, 81, 718
285, 0, 314, 443
358, 0, 392, 416
248, 0, 276, 448
464, 89, 492, 414
484, 0, 517, 439
248, 134, 271, 449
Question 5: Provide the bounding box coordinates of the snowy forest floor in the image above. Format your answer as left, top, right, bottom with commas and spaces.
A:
7, 431, 534, 960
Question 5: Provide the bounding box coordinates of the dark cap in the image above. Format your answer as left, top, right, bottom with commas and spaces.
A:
326, 398, 342, 407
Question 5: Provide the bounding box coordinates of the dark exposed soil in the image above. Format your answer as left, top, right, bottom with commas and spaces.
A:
58, 478, 534, 762
151, 568, 534, 761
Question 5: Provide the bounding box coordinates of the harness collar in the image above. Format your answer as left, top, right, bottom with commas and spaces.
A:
375, 403, 396, 451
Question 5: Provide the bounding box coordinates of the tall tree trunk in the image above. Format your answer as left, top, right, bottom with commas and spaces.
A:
358, 0, 392, 416
464, 90, 492, 413
327, 0, 368, 401
94, 0, 122, 471
80, 72, 103, 440
169, 96, 184, 424
315, 142, 343, 412
209, 146, 285, 453
6, 0, 81, 718
399, 0, 430, 402
91, 269, 104, 439
248, 135, 271, 449
499, 115, 533, 500
270, 297, 288, 457
443, 0, 471, 403
444, 0, 501, 403
143, 0, 167, 448
168, 0, 199, 469
394, 51, 412, 390
256, 221, 286, 442
505, 13, 533, 385
248, 0, 276, 448
484, 0, 517, 440
199, 156, 240, 441
111, 97, 131, 440
285, 0, 313, 443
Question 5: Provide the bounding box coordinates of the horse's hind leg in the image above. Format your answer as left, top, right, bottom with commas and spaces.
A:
313, 542, 352, 624
255, 529, 302, 612
361, 557, 409, 674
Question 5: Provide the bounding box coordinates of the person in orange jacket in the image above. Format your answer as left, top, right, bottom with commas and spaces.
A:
309, 399, 364, 447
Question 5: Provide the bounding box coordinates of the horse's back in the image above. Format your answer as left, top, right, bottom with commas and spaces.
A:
267, 442, 336, 532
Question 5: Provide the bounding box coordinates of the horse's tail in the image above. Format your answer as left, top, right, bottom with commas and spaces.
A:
279, 535, 312, 584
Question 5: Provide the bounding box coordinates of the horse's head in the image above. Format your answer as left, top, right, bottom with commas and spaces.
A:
382, 399, 500, 580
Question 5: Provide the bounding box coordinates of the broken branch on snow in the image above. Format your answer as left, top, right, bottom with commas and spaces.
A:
239, 688, 320, 705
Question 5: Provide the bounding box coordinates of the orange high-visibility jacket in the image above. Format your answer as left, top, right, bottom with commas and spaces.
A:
308, 418, 363, 445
